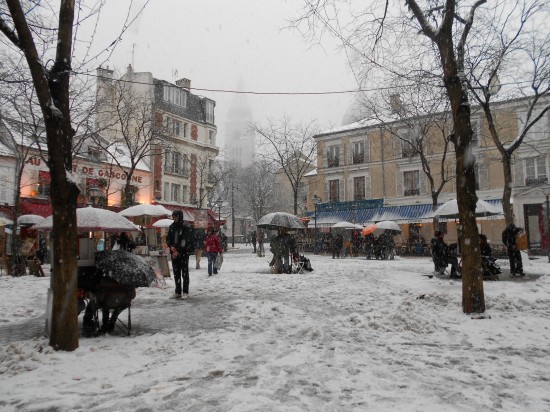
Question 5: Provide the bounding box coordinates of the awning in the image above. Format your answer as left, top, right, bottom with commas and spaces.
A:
19, 197, 52, 217
313, 203, 435, 226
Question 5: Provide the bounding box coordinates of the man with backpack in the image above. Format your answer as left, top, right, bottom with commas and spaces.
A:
167, 210, 195, 299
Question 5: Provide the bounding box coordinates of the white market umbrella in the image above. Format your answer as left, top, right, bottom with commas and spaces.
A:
331, 221, 359, 229
256, 212, 306, 230
18, 214, 45, 226
432, 199, 500, 219
375, 220, 401, 232
0, 216, 13, 226
118, 204, 172, 218
33, 206, 139, 232
152, 218, 173, 228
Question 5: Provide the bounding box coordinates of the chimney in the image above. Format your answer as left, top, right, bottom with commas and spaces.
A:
176, 78, 191, 90
97, 66, 114, 80
127, 64, 134, 75
389, 94, 403, 114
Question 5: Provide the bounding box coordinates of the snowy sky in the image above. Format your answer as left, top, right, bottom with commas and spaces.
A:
81, 0, 357, 148
1, 245, 550, 410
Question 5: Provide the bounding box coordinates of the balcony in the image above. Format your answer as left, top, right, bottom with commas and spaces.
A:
327, 157, 340, 168
525, 176, 548, 186
352, 153, 364, 164
404, 188, 420, 196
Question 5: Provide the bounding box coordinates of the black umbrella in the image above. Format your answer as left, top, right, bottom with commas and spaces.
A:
95, 250, 156, 287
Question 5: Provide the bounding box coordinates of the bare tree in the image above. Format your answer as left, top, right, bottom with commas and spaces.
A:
366, 81, 456, 225
466, 0, 550, 224
253, 118, 317, 215
239, 160, 278, 222
92, 77, 161, 207
295, 0, 488, 312
0, 0, 148, 350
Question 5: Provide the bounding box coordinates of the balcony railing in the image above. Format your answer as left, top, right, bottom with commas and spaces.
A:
352, 153, 364, 164
404, 188, 420, 196
525, 176, 548, 186
327, 157, 339, 167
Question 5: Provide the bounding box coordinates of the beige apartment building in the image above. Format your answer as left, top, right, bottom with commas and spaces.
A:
308, 96, 550, 251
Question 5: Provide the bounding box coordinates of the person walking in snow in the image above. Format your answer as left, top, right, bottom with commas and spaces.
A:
502, 222, 524, 276
194, 228, 206, 269
167, 210, 195, 300
204, 228, 223, 276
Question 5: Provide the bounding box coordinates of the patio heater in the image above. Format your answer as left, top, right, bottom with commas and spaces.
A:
314, 195, 322, 255
543, 185, 550, 263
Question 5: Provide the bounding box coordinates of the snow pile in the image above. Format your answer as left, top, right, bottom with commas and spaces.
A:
0, 247, 549, 411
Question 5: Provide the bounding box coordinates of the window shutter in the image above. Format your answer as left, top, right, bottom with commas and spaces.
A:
365, 139, 370, 163
420, 171, 428, 195
478, 163, 490, 190
513, 159, 524, 186
396, 170, 404, 197
365, 173, 372, 199
339, 179, 344, 202
394, 136, 402, 159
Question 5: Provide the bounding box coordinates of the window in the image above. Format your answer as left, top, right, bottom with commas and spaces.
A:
164, 152, 172, 173
519, 111, 548, 141
87, 146, 102, 161
473, 164, 480, 190
352, 141, 364, 164
525, 157, 548, 186
183, 122, 188, 138
205, 100, 215, 124
173, 119, 181, 136
163, 85, 187, 107
182, 185, 188, 203
182, 154, 190, 177
163, 182, 170, 201
38, 171, 51, 197
329, 179, 339, 202
172, 152, 181, 174
327, 146, 340, 167
208, 130, 215, 145
400, 127, 419, 158
354, 176, 365, 200
471, 119, 480, 146
171, 183, 180, 202
404, 170, 420, 196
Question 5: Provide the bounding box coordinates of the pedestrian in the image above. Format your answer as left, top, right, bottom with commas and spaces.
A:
251, 230, 257, 253
167, 210, 195, 299
257, 229, 265, 257
270, 228, 295, 273
194, 228, 206, 269
204, 228, 223, 276
502, 222, 524, 276
218, 230, 228, 252
332, 233, 343, 259
431, 231, 460, 278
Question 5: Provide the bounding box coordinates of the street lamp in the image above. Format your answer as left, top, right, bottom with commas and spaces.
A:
313, 195, 322, 255
542, 185, 550, 263
215, 199, 223, 226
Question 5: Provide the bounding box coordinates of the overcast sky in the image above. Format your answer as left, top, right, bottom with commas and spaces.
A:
85, 0, 358, 147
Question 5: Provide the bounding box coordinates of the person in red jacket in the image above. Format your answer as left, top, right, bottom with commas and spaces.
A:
204, 228, 223, 276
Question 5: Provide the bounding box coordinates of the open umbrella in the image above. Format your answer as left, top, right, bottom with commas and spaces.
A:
256, 212, 306, 230
375, 220, 401, 233
118, 204, 172, 218
332, 221, 359, 229
152, 218, 174, 228
18, 214, 45, 226
432, 199, 500, 219
0, 216, 13, 226
362, 225, 377, 236
95, 250, 156, 287
32, 206, 139, 232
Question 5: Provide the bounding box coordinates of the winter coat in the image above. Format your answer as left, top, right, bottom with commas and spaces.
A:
194, 228, 207, 250
205, 233, 223, 253
167, 221, 195, 255
502, 224, 520, 248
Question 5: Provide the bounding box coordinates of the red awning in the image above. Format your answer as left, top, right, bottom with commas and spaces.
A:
19, 197, 52, 217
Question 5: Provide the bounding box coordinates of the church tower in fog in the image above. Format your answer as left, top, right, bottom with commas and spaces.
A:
224, 79, 255, 167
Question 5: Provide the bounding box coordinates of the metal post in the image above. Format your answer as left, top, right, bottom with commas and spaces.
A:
231, 182, 235, 248
313, 195, 321, 255
546, 194, 550, 263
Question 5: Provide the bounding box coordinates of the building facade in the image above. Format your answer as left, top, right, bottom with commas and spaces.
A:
96, 66, 221, 223
308, 96, 550, 250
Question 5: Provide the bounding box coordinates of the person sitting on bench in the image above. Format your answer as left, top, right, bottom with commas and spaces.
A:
431, 231, 460, 278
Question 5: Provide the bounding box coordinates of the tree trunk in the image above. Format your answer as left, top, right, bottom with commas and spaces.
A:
441, 70, 485, 314
502, 153, 514, 225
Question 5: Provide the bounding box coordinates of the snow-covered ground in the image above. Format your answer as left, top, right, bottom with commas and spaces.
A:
1, 246, 549, 411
